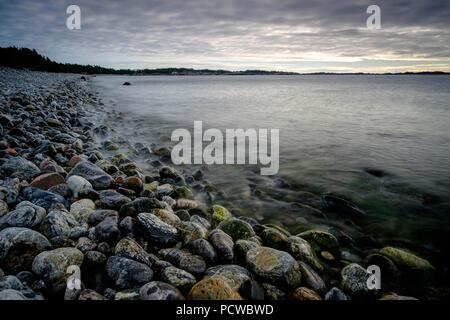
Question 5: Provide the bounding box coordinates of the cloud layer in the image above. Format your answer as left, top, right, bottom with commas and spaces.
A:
1, 0, 450, 72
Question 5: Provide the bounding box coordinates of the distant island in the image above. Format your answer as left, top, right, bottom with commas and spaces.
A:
1, 47, 449, 76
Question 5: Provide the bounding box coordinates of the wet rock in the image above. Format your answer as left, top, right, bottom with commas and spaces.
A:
325, 287, 350, 300
94, 215, 121, 244
175, 199, 199, 210
288, 287, 322, 300
179, 221, 207, 244
340, 263, 370, 298
262, 283, 285, 300
379, 246, 434, 271
0, 275, 43, 300
0, 178, 20, 205
40, 209, 79, 239
298, 261, 326, 294
106, 256, 153, 289
114, 237, 150, 266
206, 264, 251, 291
32, 247, 84, 284
379, 293, 418, 300
287, 236, 323, 272
187, 275, 243, 300
1, 156, 40, 180
211, 204, 232, 227
30, 173, 65, 190
322, 194, 365, 216
119, 197, 165, 217
0, 200, 8, 217
209, 229, 234, 262
66, 175, 93, 199
84, 251, 107, 266
70, 199, 96, 224
260, 227, 289, 250
245, 246, 302, 288
114, 289, 140, 300
39, 159, 65, 175
0, 201, 46, 231
67, 161, 112, 189
218, 217, 255, 241
139, 281, 184, 300
235, 239, 260, 261
152, 208, 181, 227
76, 237, 97, 253
99, 190, 131, 210
0, 227, 51, 273
22, 187, 67, 211
123, 176, 143, 192
118, 216, 136, 237
0, 289, 27, 300
189, 238, 217, 264
78, 289, 107, 300
158, 167, 178, 181
297, 229, 339, 250
137, 213, 178, 247
363, 253, 399, 286
159, 266, 196, 292
158, 248, 206, 276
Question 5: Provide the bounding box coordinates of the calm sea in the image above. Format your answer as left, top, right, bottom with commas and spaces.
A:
92, 74, 450, 264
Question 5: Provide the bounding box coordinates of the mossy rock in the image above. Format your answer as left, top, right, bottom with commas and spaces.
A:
287, 236, 323, 272
111, 153, 130, 166
260, 227, 289, 250
143, 181, 159, 192
175, 186, 193, 199
263, 224, 291, 237
187, 275, 243, 300
379, 246, 434, 271
297, 229, 339, 249
218, 218, 255, 241
211, 204, 232, 227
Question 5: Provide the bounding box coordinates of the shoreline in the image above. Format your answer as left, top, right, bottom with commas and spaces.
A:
0, 68, 445, 300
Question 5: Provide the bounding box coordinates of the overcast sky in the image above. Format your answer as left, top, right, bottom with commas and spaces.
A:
1, 0, 450, 72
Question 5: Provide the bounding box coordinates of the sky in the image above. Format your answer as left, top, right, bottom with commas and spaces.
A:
1, 0, 450, 73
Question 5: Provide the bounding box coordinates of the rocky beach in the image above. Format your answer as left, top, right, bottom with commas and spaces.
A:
0, 68, 442, 300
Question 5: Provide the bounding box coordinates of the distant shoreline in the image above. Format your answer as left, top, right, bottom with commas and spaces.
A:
1, 47, 449, 76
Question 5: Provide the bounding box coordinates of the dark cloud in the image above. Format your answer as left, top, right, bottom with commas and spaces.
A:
0, 0, 449, 71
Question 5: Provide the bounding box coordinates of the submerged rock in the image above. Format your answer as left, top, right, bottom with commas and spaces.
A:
297, 229, 339, 249
379, 246, 434, 271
